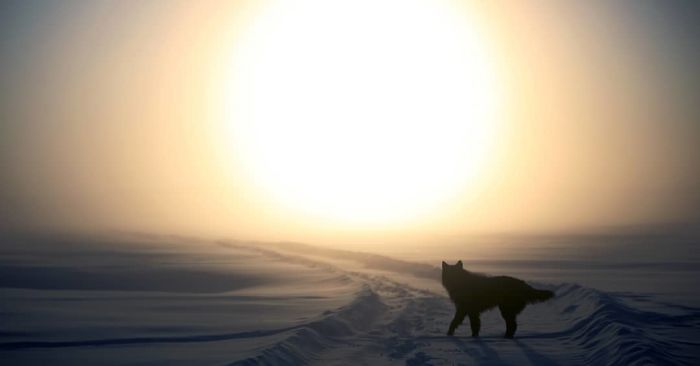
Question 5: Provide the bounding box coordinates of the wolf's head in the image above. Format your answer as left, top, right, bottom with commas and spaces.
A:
442, 260, 463, 272
441, 260, 464, 290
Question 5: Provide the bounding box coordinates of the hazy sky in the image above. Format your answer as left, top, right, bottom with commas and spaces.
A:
1, 1, 699, 245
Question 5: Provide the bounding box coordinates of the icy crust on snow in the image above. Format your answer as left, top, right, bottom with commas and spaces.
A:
226, 282, 699, 366
1, 234, 698, 365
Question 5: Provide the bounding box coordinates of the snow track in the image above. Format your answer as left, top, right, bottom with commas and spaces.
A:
221, 245, 700, 366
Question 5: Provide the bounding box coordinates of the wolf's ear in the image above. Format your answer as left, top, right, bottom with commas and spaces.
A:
456, 260, 463, 269
442, 261, 448, 269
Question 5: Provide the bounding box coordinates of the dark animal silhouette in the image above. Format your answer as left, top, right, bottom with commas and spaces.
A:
441, 260, 554, 338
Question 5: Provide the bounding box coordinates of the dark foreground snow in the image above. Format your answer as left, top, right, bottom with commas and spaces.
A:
1, 234, 698, 365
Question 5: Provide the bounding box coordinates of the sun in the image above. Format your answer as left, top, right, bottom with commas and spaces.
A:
223, 0, 503, 227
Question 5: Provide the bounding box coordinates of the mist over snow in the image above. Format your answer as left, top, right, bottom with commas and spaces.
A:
1, 232, 698, 365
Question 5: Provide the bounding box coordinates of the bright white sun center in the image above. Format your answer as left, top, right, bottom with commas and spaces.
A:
225, 0, 502, 226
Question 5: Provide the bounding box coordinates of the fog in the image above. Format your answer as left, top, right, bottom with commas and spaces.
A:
1, 1, 699, 246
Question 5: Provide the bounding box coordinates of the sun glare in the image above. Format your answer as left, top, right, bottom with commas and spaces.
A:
224, 0, 503, 226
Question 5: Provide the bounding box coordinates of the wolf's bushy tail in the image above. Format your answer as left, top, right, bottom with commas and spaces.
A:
527, 289, 555, 304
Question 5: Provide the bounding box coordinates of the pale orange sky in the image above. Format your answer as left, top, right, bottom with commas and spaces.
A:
1, 1, 699, 246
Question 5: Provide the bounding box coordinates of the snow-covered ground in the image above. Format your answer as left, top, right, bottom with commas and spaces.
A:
1, 233, 698, 365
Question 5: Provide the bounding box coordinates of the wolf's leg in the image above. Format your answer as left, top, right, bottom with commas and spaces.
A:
447, 307, 467, 336
468, 313, 481, 337
504, 316, 517, 338
499, 306, 518, 338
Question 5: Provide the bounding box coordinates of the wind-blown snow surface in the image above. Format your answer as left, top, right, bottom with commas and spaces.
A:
1, 234, 698, 365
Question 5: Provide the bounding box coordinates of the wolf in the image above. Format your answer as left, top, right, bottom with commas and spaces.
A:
441, 260, 554, 338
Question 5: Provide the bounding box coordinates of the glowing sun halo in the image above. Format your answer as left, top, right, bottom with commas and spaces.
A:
224, 0, 503, 226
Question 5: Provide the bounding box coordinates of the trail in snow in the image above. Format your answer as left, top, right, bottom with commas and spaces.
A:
222, 243, 700, 366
